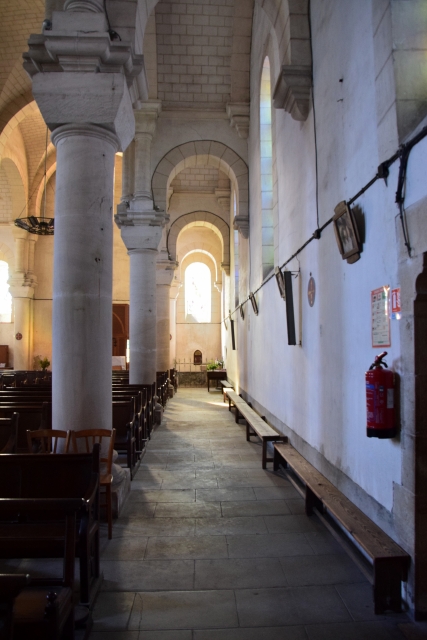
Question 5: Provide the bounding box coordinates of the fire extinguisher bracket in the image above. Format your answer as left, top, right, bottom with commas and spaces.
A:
366, 351, 397, 439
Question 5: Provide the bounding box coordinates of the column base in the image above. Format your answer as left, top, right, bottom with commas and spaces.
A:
111, 462, 131, 518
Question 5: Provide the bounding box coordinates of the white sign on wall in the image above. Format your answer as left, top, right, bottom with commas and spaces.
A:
371, 286, 391, 348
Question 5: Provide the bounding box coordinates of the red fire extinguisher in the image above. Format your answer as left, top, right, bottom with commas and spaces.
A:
366, 351, 396, 438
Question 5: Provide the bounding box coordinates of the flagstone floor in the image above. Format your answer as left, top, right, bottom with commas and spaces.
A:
90, 387, 414, 640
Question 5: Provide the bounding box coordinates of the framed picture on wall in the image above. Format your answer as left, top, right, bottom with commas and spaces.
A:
275, 267, 286, 299
249, 292, 259, 315
230, 319, 236, 350
333, 201, 361, 264
239, 305, 245, 320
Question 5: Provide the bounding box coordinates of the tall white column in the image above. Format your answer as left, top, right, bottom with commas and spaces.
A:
128, 246, 158, 383
121, 140, 135, 204
9, 227, 37, 370
116, 100, 167, 384
51, 124, 118, 432
169, 278, 182, 369
24, 2, 144, 432
156, 260, 177, 372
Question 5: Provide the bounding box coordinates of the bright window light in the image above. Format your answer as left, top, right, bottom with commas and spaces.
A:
0, 261, 11, 323
185, 262, 211, 323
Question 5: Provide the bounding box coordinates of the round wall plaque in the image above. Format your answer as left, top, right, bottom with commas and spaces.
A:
15, 333, 22, 340
308, 277, 316, 307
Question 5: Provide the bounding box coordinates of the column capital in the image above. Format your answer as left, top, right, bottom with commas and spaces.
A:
51, 123, 120, 152
226, 102, 250, 139
135, 101, 162, 137
157, 259, 179, 286
23, 10, 146, 150
9, 283, 36, 299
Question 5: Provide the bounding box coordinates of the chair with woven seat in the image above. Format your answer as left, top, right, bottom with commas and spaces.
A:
71, 429, 116, 539
27, 428, 71, 454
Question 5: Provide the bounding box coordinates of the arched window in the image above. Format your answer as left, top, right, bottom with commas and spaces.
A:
260, 57, 274, 278
185, 262, 211, 323
233, 190, 239, 308
0, 261, 11, 323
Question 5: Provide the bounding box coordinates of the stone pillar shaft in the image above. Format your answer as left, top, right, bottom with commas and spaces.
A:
134, 133, 152, 200
157, 284, 170, 372
13, 298, 33, 370
51, 124, 118, 433
129, 248, 157, 384
121, 140, 135, 203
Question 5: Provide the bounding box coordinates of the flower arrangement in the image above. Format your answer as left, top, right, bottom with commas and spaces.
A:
206, 359, 224, 371
37, 356, 50, 371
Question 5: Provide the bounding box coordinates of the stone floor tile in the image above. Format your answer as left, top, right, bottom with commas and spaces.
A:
335, 583, 392, 621
195, 516, 268, 536
162, 478, 219, 490
264, 514, 324, 534
254, 486, 301, 500
194, 627, 309, 640
145, 534, 228, 559
215, 460, 262, 469
196, 487, 256, 502
305, 621, 406, 639
304, 531, 347, 555
221, 499, 291, 517
101, 559, 195, 591
88, 633, 139, 640
92, 592, 135, 631
227, 533, 315, 558
280, 554, 366, 586
154, 501, 221, 518
129, 590, 238, 630
113, 517, 196, 537
130, 481, 162, 491
235, 586, 351, 627
286, 498, 307, 514
129, 489, 195, 503
119, 502, 157, 519
101, 535, 148, 561
167, 461, 216, 469
195, 557, 287, 589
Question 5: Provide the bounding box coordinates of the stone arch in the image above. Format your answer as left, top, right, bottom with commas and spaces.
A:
256, 0, 313, 121
0, 158, 26, 223
167, 212, 230, 275
152, 141, 249, 238
0, 244, 14, 269
0, 100, 39, 159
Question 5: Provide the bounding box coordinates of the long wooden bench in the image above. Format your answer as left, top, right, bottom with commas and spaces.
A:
225, 390, 286, 468
220, 379, 233, 401
273, 442, 410, 614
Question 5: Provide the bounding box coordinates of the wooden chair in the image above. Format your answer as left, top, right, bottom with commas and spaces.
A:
71, 429, 116, 540
0, 413, 19, 453
27, 428, 71, 454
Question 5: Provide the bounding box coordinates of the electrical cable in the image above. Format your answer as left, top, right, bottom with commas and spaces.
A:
223, 123, 427, 321
308, 0, 320, 230
103, 0, 121, 40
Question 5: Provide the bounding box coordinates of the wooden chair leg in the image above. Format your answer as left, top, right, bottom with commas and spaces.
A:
262, 440, 267, 469
106, 484, 113, 540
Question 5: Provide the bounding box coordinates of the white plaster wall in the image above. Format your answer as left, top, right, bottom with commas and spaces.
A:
236, 0, 423, 513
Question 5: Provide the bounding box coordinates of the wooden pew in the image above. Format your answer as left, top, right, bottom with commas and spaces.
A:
0, 404, 51, 452
112, 399, 137, 479
113, 382, 155, 439
225, 390, 286, 468
0, 447, 101, 608
0, 413, 19, 453
274, 442, 410, 614
113, 389, 147, 455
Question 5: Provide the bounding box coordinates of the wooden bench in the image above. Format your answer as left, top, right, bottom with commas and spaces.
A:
220, 379, 233, 401
112, 399, 137, 479
226, 390, 286, 468
0, 447, 101, 608
273, 442, 410, 614
0, 404, 51, 452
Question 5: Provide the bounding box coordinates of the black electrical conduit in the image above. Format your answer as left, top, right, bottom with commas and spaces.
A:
225, 123, 427, 322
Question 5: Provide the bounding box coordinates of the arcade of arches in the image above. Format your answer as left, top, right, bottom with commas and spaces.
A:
1, 0, 427, 632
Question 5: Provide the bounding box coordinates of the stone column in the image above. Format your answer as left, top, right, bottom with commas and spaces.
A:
24, 3, 144, 434
156, 258, 178, 372
51, 124, 118, 432
115, 100, 167, 385
9, 228, 37, 370
121, 140, 135, 204
169, 277, 182, 370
